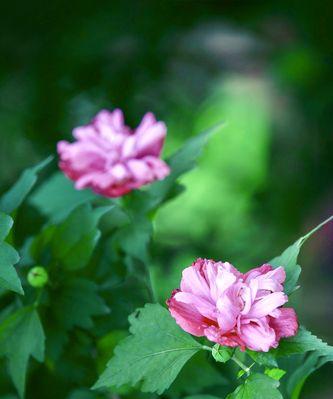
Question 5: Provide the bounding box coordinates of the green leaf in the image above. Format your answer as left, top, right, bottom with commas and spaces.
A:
131, 122, 223, 212
93, 303, 202, 394
52, 204, 112, 270
264, 368, 286, 381
0, 213, 23, 294
273, 327, 333, 357
29, 172, 96, 222
247, 350, 278, 368
168, 352, 228, 396
0, 306, 45, 398
286, 350, 333, 399
0, 157, 53, 214
185, 396, 222, 399
226, 373, 283, 399
118, 216, 152, 263
212, 344, 233, 363
270, 215, 333, 294
54, 278, 109, 330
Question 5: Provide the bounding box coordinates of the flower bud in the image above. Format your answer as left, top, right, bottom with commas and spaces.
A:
27, 266, 49, 288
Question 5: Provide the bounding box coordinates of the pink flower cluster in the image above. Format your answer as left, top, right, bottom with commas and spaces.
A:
57, 109, 170, 197
167, 258, 298, 352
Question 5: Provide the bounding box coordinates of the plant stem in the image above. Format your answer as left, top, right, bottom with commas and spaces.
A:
231, 354, 251, 375
144, 260, 157, 303
33, 289, 43, 308
302, 214, 333, 242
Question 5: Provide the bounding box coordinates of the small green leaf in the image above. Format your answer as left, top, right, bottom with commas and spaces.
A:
0, 307, 45, 398
0, 157, 53, 214
226, 373, 283, 399
51, 204, 112, 270
0, 213, 23, 294
54, 278, 109, 330
93, 303, 202, 394
212, 344, 233, 363
29, 172, 96, 222
264, 368, 286, 381
270, 215, 333, 294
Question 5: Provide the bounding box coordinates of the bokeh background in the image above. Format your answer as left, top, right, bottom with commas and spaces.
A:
1, 1, 333, 397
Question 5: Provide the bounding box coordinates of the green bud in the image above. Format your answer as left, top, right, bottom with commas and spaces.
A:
212, 344, 233, 363
27, 266, 49, 288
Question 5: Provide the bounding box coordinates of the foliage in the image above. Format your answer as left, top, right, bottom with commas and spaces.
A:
0, 69, 332, 399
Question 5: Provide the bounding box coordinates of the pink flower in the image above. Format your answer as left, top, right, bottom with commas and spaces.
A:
57, 109, 170, 197
167, 259, 298, 352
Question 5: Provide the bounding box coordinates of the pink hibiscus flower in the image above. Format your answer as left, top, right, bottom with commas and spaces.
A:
167, 258, 298, 352
57, 109, 170, 197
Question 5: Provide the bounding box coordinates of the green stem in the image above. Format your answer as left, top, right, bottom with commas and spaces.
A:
302, 214, 333, 242
231, 355, 251, 376
145, 260, 157, 303
33, 289, 43, 308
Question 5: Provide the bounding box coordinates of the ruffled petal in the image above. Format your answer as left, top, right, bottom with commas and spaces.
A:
240, 318, 277, 352
167, 290, 213, 337
269, 307, 298, 340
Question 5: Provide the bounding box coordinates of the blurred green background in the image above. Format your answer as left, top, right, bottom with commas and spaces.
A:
1, 1, 333, 397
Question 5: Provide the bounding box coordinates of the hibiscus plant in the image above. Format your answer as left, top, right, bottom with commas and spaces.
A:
0, 109, 332, 399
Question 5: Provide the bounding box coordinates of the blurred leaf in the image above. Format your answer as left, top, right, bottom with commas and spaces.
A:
118, 216, 152, 263
67, 389, 99, 399
264, 368, 286, 381
184, 396, 221, 399
0, 306, 45, 398
0, 157, 52, 214
0, 213, 23, 294
52, 204, 112, 270
29, 172, 96, 222
226, 373, 282, 399
93, 303, 202, 394
54, 278, 109, 330
168, 352, 228, 397
286, 351, 333, 399
131, 122, 223, 212
270, 215, 333, 293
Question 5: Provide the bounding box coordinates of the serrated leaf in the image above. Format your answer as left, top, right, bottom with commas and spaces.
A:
54, 278, 109, 330
52, 204, 112, 270
272, 327, 333, 357
270, 215, 333, 294
0, 157, 52, 214
29, 172, 96, 223
226, 373, 283, 399
0, 213, 23, 294
212, 344, 233, 363
0, 306, 45, 398
93, 303, 202, 394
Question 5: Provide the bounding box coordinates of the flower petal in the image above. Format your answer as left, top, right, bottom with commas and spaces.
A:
269, 307, 298, 340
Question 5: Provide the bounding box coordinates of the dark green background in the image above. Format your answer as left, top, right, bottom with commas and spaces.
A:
1, 1, 333, 397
